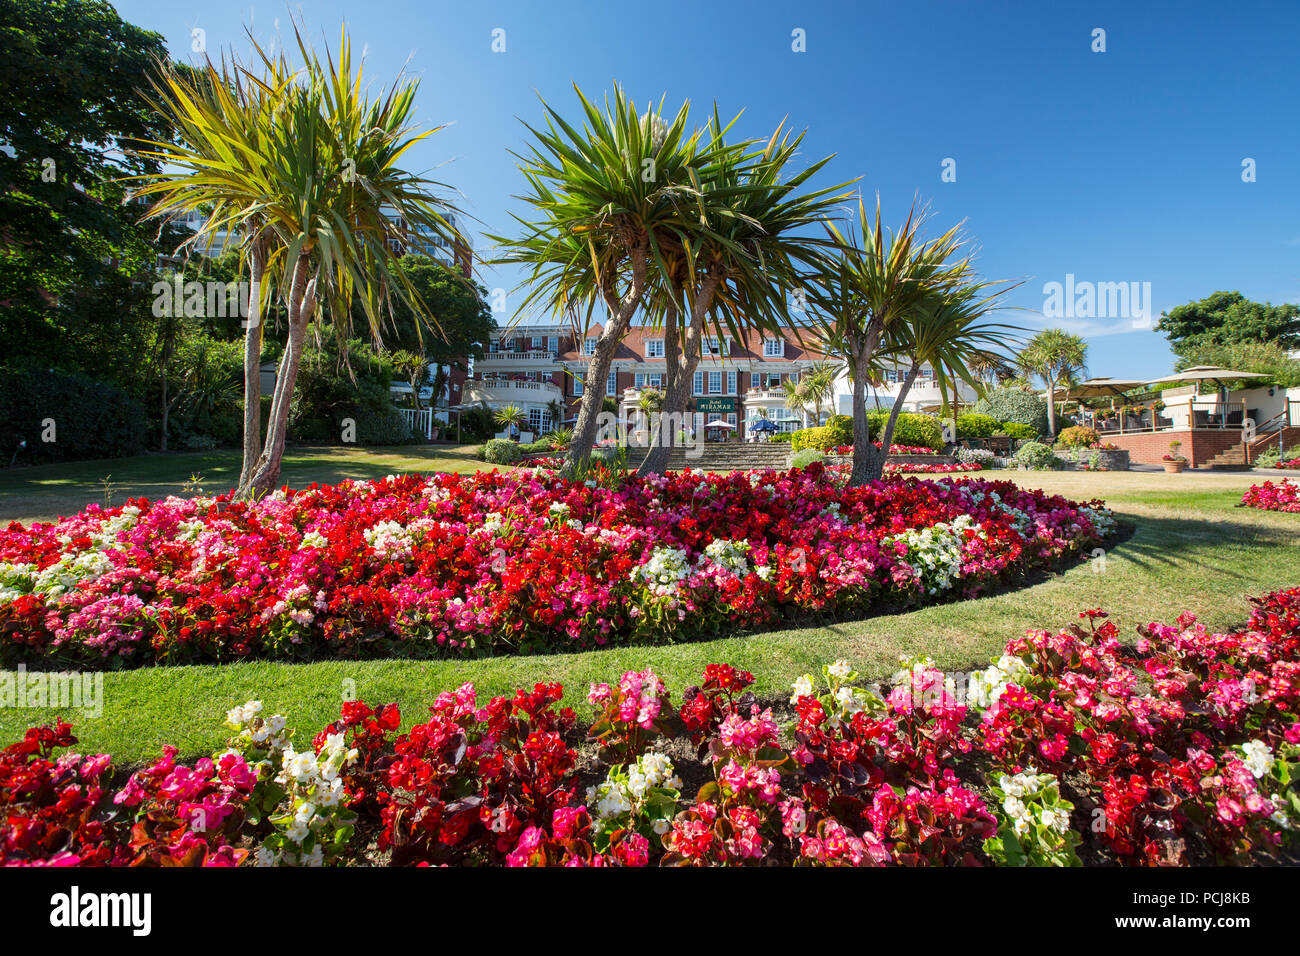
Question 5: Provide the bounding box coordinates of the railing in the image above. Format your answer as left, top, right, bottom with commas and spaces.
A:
1091, 398, 1250, 435
398, 407, 434, 440
479, 350, 557, 363
1246, 400, 1300, 460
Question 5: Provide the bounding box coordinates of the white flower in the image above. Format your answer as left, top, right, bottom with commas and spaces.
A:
790, 674, 814, 702
827, 660, 852, 680
1240, 740, 1274, 779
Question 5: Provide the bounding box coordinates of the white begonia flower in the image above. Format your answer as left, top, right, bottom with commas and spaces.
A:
827, 660, 852, 681
791, 674, 814, 702
1240, 740, 1274, 779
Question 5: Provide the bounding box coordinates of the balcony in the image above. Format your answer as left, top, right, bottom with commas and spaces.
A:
745, 388, 789, 404
462, 379, 563, 406
477, 350, 558, 367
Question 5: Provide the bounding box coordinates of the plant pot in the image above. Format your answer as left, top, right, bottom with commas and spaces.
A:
1163, 460, 1186, 474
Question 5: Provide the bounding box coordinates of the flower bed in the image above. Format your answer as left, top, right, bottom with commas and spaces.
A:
884, 461, 983, 475
1268, 455, 1300, 470
0, 466, 1113, 668
4, 588, 1298, 867
1240, 479, 1300, 513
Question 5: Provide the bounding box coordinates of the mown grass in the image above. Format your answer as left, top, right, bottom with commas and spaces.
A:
0, 444, 490, 525
1, 465, 1295, 764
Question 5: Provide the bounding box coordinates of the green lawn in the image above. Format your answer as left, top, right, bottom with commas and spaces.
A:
0, 444, 490, 525
2, 461, 1297, 765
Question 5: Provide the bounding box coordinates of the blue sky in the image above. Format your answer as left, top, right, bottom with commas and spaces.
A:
114, 0, 1300, 378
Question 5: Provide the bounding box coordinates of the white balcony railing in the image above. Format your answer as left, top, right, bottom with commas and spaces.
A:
745, 388, 788, 403
463, 380, 563, 405
478, 350, 557, 364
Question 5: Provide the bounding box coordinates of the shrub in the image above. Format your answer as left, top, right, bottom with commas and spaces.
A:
956, 447, 998, 466
354, 406, 415, 445
791, 427, 834, 452
973, 388, 1049, 435
790, 448, 826, 468
1013, 441, 1060, 470
0, 366, 148, 465
823, 414, 854, 447
956, 413, 1000, 439
770, 431, 793, 443
865, 410, 944, 451
1001, 422, 1038, 441
288, 341, 415, 445
1056, 425, 1098, 449
484, 438, 522, 465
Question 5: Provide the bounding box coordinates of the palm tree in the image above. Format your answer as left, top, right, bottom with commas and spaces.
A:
874, 280, 1019, 454
781, 378, 810, 426
805, 198, 969, 486
390, 350, 430, 410
637, 387, 665, 445
800, 360, 839, 426
132, 26, 463, 496
636, 117, 853, 475
493, 404, 526, 436
491, 86, 722, 469
1017, 329, 1087, 437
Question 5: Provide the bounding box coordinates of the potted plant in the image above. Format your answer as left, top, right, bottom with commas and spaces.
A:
1162, 440, 1187, 473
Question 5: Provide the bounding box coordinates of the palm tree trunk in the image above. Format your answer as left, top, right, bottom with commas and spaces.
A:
644, 276, 719, 475
1045, 372, 1057, 437
237, 238, 268, 493
566, 251, 647, 468
247, 255, 318, 497
870, 364, 921, 480
638, 299, 681, 476
847, 327, 884, 487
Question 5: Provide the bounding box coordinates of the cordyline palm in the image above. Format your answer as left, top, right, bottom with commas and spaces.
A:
130, 26, 462, 496
874, 279, 1021, 458
1017, 328, 1087, 437
490, 85, 727, 469
805, 197, 968, 486
493, 404, 525, 431
636, 115, 853, 476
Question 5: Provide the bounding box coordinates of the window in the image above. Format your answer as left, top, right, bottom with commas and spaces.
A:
607, 371, 618, 396
694, 371, 704, 395
726, 370, 737, 395
572, 375, 584, 396
763, 338, 784, 358
727, 413, 737, 427
767, 373, 781, 389
750, 372, 761, 389
646, 339, 664, 358
634, 373, 645, 388
583, 338, 597, 356
488, 339, 500, 354
703, 337, 721, 355
708, 371, 722, 394
528, 408, 543, 433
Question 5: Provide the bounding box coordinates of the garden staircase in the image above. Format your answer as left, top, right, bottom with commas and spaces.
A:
656, 443, 793, 472
1206, 445, 1249, 470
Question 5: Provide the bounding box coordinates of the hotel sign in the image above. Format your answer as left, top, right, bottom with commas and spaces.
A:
695, 397, 736, 414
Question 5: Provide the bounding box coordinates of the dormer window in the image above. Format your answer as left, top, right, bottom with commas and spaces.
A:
763, 338, 784, 358
646, 339, 665, 358
583, 338, 597, 356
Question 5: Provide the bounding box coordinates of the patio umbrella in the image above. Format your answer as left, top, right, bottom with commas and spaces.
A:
1149, 366, 1266, 388
749, 419, 778, 432
1070, 377, 1147, 399
705, 419, 737, 429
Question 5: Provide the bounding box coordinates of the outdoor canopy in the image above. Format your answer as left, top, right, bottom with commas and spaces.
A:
1150, 366, 1267, 387
749, 419, 779, 432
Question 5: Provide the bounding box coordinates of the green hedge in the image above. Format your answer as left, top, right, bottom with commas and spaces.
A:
1000, 422, 1038, 440
973, 388, 1049, 435
865, 410, 944, 450
0, 366, 148, 465
956, 413, 1000, 439
791, 426, 835, 452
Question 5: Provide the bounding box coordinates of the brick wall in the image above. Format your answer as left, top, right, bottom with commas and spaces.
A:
1108, 430, 1244, 467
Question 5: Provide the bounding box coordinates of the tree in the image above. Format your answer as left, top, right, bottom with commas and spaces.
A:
872, 281, 1017, 455
493, 86, 715, 469
381, 255, 495, 377
1016, 329, 1087, 437
781, 378, 810, 426
133, 25, 462, 496
0, 0, 186, 388
493, 404, 525, 435
1156, 291, 1300, 357
636, 118, 850, 476
805, 198, 968, 486
390, 350, 431, 410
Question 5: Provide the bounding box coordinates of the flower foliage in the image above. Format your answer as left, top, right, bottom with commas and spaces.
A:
3, 588, 1299, 867
0, 469, 1111, 666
